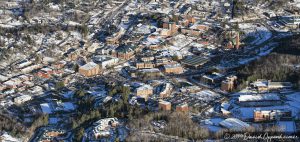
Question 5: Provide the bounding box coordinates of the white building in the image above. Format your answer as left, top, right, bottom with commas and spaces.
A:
14, 95, 32, 104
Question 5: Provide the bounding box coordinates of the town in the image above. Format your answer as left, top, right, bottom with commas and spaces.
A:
0, 0, 300, 141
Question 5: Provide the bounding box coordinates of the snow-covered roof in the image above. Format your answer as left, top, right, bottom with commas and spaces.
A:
239, 94, 280, 102
219, 118, 250, 130
40, 103, 53, 114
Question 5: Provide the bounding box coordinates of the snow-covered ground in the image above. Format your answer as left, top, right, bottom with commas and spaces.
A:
0, 132, 22, 142
240, 23, 272, 45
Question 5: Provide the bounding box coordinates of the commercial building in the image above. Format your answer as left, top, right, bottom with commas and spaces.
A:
79, 62, 100, 77
200, 72, 224, 86
181, 56, 210, 68
254, 109, 292, 122
238, 94, 282, 107
219, 118, 250, 131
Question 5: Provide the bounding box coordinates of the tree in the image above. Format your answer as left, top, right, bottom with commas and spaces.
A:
55, 81, 65, 90
73, 64, 79, 72
75, 89, 86, 98
74, 128, 85, 142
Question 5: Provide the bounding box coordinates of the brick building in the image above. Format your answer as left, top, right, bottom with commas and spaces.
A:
159, 100, 171, 111
254, 109, 292, 122
162, 63, 183, 74
221, 75, 237, 92
176, 103, 189, 112
79, 62, 100, 77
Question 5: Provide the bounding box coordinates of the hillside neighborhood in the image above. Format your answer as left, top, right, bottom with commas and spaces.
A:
1, 0, 300, 141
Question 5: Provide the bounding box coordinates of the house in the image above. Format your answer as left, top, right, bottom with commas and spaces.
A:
159, 100, 171, 111
21, 64, 42, 73
36, 128, 66, 142
176, 103, 189, 112
238, 94, 282, 107
79, 62, 100, 77
254, 109, 292, 122
162, 63, 183, 74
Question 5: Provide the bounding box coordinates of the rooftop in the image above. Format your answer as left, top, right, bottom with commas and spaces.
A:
80, 62, 99, 70
239, 94, 280, 102
182, 56, 210, 67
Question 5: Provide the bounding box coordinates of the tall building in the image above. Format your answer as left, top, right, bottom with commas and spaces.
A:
221, 75, 237, 92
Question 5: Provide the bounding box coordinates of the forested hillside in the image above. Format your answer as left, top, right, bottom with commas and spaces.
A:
237, 35, 300, 89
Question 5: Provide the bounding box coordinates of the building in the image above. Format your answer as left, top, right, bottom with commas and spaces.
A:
268, 82, 292, 91
159, 100, 171, 111
181, 56, 210, 68
115, 45, 138, 60
91, 118, 119, 139
201, 72, 224, 86
224, 30, 240, 49
219, 118, 250, 131
79, 62, 100, 77
139, 68, 162, 77
180, 28, 201, 36
176, 103, 189, 112
159, 83, 172, 98
254, 109, 292, 122
135, 84, 153, 100
162, 63, 183, 74
155, 58, 170, 66
14, 95, 32, 104
279, 15, 300, 28
93, 55, 119, 69
251, 80, 293, 92
106, 28, 125, 44
136, 62, 155, 69
238, 94, 282, 107
221, 75, 237, 92
35, 128, 66, 142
